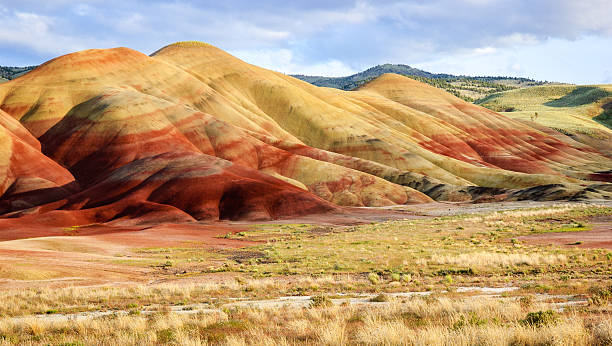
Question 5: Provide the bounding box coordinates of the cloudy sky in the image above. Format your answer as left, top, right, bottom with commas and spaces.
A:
0, 0, 611, 84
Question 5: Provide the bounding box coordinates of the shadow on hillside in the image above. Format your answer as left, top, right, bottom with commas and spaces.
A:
592, 101, 612, 129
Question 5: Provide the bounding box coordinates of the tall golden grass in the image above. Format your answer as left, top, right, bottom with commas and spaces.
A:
0, 295, 609, 345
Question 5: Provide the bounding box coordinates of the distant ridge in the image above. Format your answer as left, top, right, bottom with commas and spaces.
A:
0, 65, 36, 81
293, 64, 453, 88
292, 63, 545, 101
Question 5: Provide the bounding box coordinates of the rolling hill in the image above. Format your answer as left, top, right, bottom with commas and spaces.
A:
477, 84, 612, 156
0, 41, 610, 232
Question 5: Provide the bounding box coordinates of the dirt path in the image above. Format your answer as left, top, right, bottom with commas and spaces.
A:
6, 285, 595, 324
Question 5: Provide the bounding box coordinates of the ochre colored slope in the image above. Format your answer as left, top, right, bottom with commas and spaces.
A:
0, 42, 610, 230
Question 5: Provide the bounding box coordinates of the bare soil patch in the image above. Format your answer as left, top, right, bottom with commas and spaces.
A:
519, 215, 612, 249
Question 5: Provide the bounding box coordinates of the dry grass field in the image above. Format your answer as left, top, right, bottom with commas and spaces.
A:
0, 202, 610, 344
0, 295, 611, 345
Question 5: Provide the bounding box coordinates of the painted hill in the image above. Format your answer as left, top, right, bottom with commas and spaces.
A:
292, 64, 544, 101
477, 84, 612, 156
0, 42, 611, 231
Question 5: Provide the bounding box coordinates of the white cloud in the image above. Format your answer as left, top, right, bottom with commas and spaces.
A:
0, 10, 115, 55
73, 4, 91, 16
497, 33, 539, 46
293, 60, 356, 77
230, 48, 356, 76
306, 0, 376, 25
510, 63, 522, 72
414, 35, 612, 84
114, 13, 145, 33
461, 0, 497, 4
602, 70, 612, 84
472, 46, 497, 55
563, 1, 612, 35
15, 12, 52, 34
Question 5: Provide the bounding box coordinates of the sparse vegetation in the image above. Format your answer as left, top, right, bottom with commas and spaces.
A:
588, 285, 611, 307
521, 310, 559, 327
369, 294, 389, 302
310, 295, 333, 308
